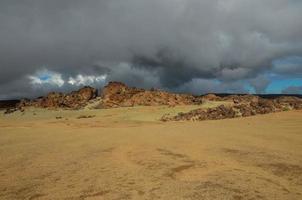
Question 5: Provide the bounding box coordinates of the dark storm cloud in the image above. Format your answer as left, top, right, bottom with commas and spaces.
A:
272, 56, 302, 76
175, 78, 248, 95
0, 0, 302, 98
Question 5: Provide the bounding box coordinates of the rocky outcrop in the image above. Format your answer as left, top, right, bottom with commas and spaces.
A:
275, 96, 302, 110
99, 82, 202, 108
202, 94, 221, 101
99, 82, 144, 108
222, 95, 260, 104
161, 105, 236, 122
202, 94, 261, 104
17, 86, 98, 110
161, 96, 302, 122
13, 82, 204, 110
5, 81, 302, 119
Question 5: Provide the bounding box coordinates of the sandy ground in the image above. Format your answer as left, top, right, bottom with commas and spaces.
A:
0, 105, 302, 200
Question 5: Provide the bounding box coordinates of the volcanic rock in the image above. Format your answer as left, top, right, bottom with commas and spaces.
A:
17, 86, 97, 109
202, 94, 221, 101
161, 105, 236, 121
275, 96, 302, 110
162, 95, 302, 122
99, 82, 202, 108
222, 95, 259, 104
234, 104, 256, 117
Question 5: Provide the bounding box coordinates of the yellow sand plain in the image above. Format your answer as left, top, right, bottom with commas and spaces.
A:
0, 105, 302, 200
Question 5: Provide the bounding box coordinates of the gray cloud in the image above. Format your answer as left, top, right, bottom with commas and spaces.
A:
0, 0, 302, 98
282, 86, 302, 94
249, 75, 271, 94
175, 78, 248, 95
272, 57, 302, 76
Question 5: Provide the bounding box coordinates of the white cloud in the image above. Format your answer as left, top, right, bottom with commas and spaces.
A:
28, 69, 107, 89
68, 74, 107, 86
28, 69, 64, 87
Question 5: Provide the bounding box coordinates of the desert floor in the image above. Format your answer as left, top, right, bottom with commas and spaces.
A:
0, 106, 302, 200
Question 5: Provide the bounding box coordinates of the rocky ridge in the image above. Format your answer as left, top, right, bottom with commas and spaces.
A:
10, 82, 203, 111
99, 82, 202, 108
161, 96, 302, 121
4, 82, 302, 122
17, 86, 98, 110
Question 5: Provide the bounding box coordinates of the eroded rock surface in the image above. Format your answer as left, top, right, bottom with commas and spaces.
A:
4, 81, 302, 120
162, 96, 302, 122
99, 82, 202, 108
17, 86, 98, 110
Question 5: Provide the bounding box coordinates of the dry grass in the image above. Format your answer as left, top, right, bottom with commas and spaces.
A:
0, 105, 301, 199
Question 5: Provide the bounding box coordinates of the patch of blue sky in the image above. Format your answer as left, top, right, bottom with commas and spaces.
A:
263, 56, 302, 93
39, 74, 51, 81
266, 77, 302, 93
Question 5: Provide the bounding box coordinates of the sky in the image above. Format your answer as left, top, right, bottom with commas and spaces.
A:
0, 0, 302, 99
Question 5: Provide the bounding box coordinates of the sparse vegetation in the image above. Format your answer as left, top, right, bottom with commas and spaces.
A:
77, 115, 96, 119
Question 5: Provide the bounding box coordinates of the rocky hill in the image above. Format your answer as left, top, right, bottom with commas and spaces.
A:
16, 86, 98, 110
9, 82, 203, 111
3, 82, 302, 121
99, 82, 202, 108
